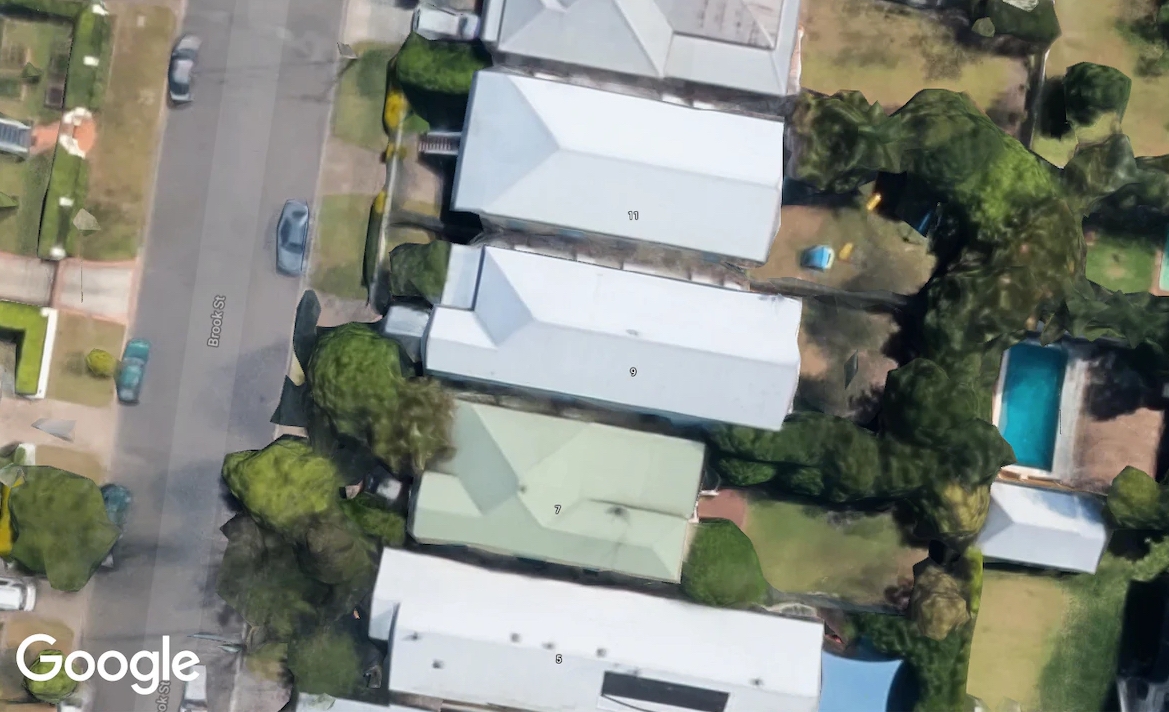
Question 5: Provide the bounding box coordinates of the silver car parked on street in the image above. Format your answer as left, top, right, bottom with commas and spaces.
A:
168, 34, 201, 105
276, 199, 311, 276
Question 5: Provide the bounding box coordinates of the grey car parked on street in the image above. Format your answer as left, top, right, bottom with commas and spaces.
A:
276, 199, 311, 275
168, 34, 201, 105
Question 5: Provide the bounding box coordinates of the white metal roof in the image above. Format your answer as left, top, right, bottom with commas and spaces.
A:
451, 70, 786, 262
369, 549, 823, 712
296, 694, 427, 712
424, 246, 802, 430
480, 0, 802, 96
977, 481, 1109, 574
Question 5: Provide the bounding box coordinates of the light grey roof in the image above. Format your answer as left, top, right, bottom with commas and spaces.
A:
481, 0, 802, 96
977, 481, 1108, 574
452, 70, 786, 262
424, 246, 802, 429
368, 548, 824, 712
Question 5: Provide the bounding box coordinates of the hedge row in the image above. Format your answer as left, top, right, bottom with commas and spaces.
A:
0, 299, 50, 395
36, 145, 87, 259
64, 8, 114, 109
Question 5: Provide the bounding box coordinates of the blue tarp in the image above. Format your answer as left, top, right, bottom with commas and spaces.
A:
820, 650, 904, 712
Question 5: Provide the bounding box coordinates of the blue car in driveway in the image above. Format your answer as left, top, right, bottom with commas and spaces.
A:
116, 338, 150, 404
276, 199, 311, 276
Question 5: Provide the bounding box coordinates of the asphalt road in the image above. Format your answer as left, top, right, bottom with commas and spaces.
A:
84, 0, 344, 707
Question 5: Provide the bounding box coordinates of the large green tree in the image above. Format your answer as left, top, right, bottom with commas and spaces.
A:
9, 466, 120, 591
680, 519, 768, 607
23, 649, 77, 703
307, 322, 454, 472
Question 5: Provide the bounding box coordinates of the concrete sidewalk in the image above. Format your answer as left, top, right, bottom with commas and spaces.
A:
342, 0, 412, 45
53, 259, 137, 323
0, 251, 55, 306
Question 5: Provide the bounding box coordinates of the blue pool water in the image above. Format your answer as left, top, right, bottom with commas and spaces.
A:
998, 343, 1067, 470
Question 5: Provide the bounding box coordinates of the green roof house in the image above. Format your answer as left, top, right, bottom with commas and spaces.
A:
410, 401, 707, 582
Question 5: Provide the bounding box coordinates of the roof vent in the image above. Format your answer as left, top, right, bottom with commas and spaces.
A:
596, 648, 607, 658
542, 642, 555, 650
751, 678, 764, 686
432, 660, 444, 669
510, 633, 521, 643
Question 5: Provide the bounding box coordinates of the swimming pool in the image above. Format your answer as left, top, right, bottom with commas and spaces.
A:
998, 343, 1068, 471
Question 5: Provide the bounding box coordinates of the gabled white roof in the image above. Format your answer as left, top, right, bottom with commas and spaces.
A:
424, 246, 802, 430
369, 549, 823, 712
451, 70, 786, 262
977, 481, 1109, 574
482, 0, 802, 96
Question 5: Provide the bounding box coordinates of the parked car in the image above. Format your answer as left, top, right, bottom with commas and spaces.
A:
276, 199, 311, 276
100, 484, 132, 569
168, 34, 201, 105
411, 4, 480, 41
179, 665, 208, 712
0, 576, 36, 611
116, 338, 151, 404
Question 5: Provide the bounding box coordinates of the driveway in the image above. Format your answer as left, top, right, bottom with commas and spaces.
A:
53, 259, 136, 323
0, 252, 54, 306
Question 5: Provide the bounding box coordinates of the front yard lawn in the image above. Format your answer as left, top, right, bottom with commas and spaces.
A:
333, 42, 395, 152
46, 310, 123, 407
311, 194, 377, 301
744, 497, 925, 605
83, 4, 175, 261
1084, 225, 1158, 294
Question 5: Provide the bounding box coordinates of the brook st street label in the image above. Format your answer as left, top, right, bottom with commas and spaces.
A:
207, 296, 226, 347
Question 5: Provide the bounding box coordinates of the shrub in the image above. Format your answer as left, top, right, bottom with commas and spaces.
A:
340, 493, 406, 548
1107, 466, 1166, 529
910, 561, 970, 640
393, 33, 489, 95
979, 0, 1060, 46
387, 239, 451, 304
24, 649, 78, 703
1063, 62, 1132, 126
85, 348, 116, 378
286, 625, 372, 698
680, 519, 768, 607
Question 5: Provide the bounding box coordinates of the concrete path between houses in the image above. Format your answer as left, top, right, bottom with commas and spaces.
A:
0, 251, 55, 306
52, 259, 136, 323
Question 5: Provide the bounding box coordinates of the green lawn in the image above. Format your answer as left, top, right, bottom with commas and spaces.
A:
45, 311, 123, 407
968, 569, 1069, 712
1084, 227, 1158, 294
311, 194, 377, 300
0, 299, 49, 395
332, 42, 396, 152
744, 498, 925, 605
84, 5, 176, 261
0, 16, 73, 124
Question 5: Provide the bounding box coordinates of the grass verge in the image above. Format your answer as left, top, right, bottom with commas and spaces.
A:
312, 194, 377, 301
333, 42, 396, 152
83, 4, 175, 261
45, 310, 123, 406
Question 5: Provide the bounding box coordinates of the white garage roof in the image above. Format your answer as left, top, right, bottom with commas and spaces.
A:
451, 70, 786, 263
369, 549, 823, 712
977, 481, 1109, 574
424, 246, 802, 430
480, 0, 802, 97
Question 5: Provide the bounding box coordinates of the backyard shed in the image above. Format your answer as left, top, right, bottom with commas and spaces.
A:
976, 481, 1108, 574
424, 246, 804, 430
451, 70, 787, 262
478, 0, 803, 97
368, 549, 824, 712
410, 400, 707, 582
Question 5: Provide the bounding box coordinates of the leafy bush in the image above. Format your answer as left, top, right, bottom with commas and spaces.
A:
1106, 466, 1166, 529
976, 0, 1060, 45
340, 493, 406, 548
393, 33, 489, 95
286, 625, 371, 698
387, 239, 451, 304
910, 560, 970, 640
24, 649, 78, 703
680, 519, 768, 607
1063, 62, 1132, 126
85, 348, 116, 378
789, 91, 904, 193
308, 322, 454, 472
9, 466, 120, 591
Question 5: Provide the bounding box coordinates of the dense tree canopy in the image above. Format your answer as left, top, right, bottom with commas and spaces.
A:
1063, 62, 1132, 126
9, 466, 119, 591
286, 625, 374, 699
307, 323, 454, 472
393, 33, 489, 95
680, 519, 768, 607
222, 437, 345, 539
387, 240, 451, 305
1106, 466, 1166, 529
